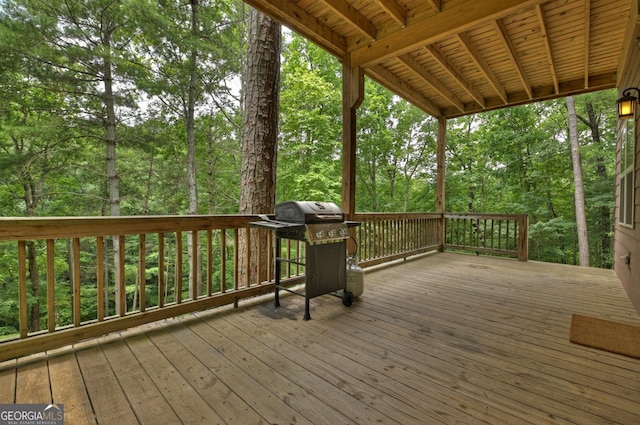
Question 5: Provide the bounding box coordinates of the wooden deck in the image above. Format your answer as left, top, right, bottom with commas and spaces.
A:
1, 252, 639, 424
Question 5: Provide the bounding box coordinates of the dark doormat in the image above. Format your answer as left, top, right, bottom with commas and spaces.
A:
570, 314, 640, 359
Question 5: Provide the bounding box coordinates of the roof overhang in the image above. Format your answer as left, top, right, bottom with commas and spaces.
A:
244, 0, 636, 118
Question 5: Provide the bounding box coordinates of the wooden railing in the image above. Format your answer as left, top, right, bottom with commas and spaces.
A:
0, 211, 526, 361
443, 213, 529, 261
352, 213, 441, 267
0, 215, 289, 361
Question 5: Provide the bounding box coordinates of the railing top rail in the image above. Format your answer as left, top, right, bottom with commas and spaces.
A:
353, 212, 441, 219
0, 212, 444, 241
0, 214, 263, 241
0, 212, 528, 242
444, 213, 527, 220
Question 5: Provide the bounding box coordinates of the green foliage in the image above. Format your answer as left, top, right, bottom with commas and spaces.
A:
278, 35, 342, 203
446, 93, 617, 266
0, 2, 620, 336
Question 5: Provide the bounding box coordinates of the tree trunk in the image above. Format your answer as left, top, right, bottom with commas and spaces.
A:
566, 96, 589, 266
21, 166, 42, 332
102, 21, 123, 314
14, 113, 43, 331
578, 102, 611, 268
207, 126, 215, 214
187, 0, 201, 297
239, 8, 280, 287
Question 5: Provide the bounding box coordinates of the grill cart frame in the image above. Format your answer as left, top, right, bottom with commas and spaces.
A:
251, 201, 359, 320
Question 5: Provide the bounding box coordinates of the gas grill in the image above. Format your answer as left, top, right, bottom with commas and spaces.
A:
251, 201, 359, 320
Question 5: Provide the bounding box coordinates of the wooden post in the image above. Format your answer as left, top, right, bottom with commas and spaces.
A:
342, 56, 364, 220
518, 214, 529, 261
436, 116, 447, 250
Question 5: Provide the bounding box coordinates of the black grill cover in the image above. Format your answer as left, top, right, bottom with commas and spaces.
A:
275, 201, 344, 224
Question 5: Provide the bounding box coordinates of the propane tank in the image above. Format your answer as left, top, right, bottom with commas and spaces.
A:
346, 255, 364, 298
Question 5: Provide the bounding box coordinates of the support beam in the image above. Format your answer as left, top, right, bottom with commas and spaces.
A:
456, 33, 508, 104
425, 0, 442, 12
583, 0, 591, 89
436, 117, 446, 250
442, 71, 616, 118
375, 0, 407, 27
351, 0, 545, 68
342, 57, 364, 220
243, 0, 347, 57
322, 0, 376, 41
495, 19, 532, 99
535, 4, 559, 94
399, 54, 464, 112
368, 64, 442, 117
425, 44, 486, 109
436, 117, 446, 214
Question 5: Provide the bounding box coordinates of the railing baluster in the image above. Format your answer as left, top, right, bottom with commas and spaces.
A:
267, 231, 273, 282
491, 220, 496, 249
18, 240, 28, 339
244, 228, 251, 288
47, 239, 56, 332
97, 236, 105, 322
139, 234, 146, 312
386, 219, 390, 256
482, 219, 487, 249
207, 230, 213, 296
73, 238, 82, 326
176, 231, 183, 304
219, 230, 226, 293
255, 229, 261, 284
233, 228, 239, 292
189, 230, 196, 299
159, 233, 166, 307
117, 235, 126, 315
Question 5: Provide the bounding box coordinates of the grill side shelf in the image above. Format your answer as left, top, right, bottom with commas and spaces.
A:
277, 257, 305, 266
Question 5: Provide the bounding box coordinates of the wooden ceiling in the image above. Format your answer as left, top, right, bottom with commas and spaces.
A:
244, 0, 636, 119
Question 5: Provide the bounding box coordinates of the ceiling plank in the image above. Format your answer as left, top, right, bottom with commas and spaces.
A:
456, 33, 508, 104
583, 0, 591, 89
243, 0, 347, 56
425, 44, 486, 108
399, 54, 465, 112
350, 0, 545, 68
321, 0, 377, 41
375, 0, 407, 27
367, 65, 443, 117
494, 19, 533, 99
535, 4, 559, 94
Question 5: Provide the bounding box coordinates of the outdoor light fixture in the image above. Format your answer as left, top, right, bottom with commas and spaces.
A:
617, 87, 640, 119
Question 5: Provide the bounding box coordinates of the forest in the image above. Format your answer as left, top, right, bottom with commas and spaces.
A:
0, 1, 619, 334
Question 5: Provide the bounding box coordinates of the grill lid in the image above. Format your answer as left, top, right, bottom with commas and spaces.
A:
275, 201, 344, 223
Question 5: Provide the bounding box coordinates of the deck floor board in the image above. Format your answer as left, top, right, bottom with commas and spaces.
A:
1, 252, 639, 424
